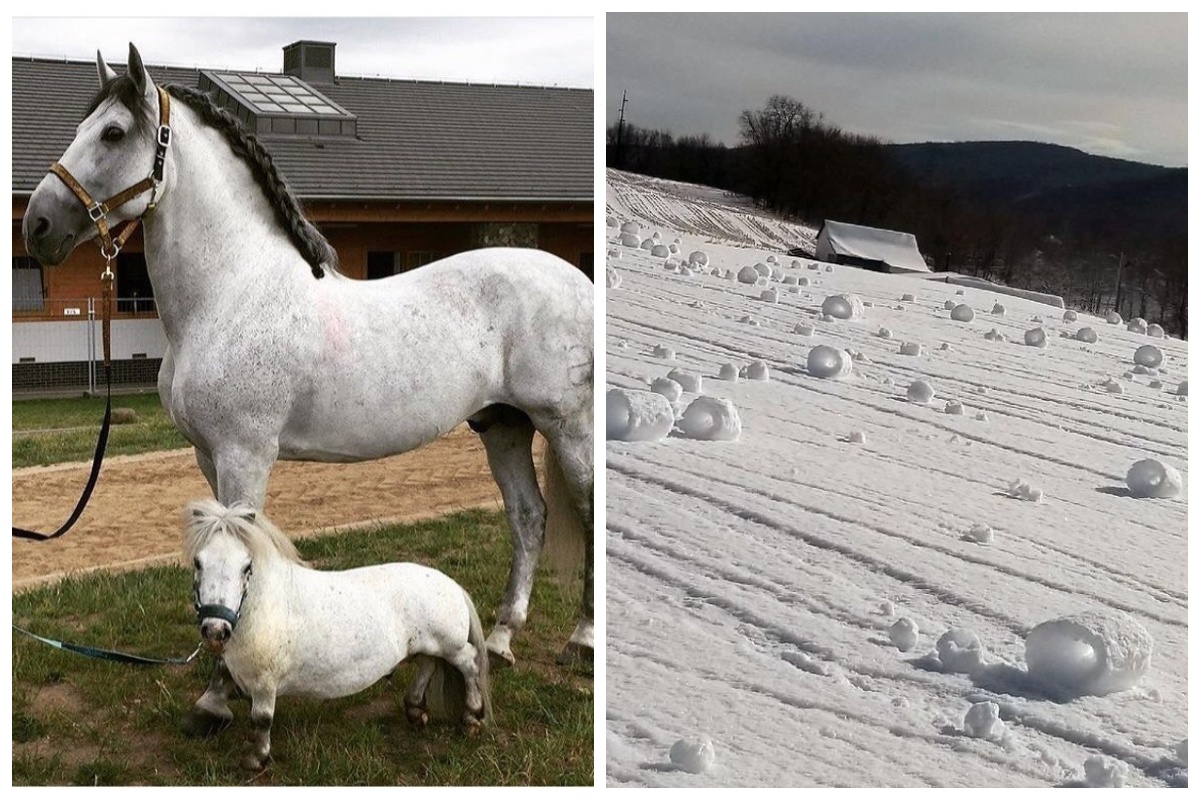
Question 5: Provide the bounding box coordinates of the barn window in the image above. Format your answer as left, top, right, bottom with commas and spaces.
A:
12, 257, 45, 312
116, 253, 155, 314
366, 251, 397, 280
403, 252, 437, 273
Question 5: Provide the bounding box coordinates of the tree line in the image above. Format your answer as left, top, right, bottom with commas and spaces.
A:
607, 94, 1186, 337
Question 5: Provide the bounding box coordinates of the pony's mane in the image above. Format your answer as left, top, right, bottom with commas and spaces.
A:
182, 498, 306, 567
85, 77, 338, 279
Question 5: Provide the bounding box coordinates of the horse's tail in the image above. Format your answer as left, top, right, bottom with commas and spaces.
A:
426, 588, 493, 725
540, 444, 586, 582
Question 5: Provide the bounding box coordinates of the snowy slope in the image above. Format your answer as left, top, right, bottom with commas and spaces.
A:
604, 169, 1188, 788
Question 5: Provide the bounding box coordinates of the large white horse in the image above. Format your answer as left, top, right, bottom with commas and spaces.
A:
22, 45, 592, 735
185, 498, 492, 770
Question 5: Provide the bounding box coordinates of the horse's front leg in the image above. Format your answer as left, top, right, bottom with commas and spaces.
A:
181, 657, 237, 737
241, 688, 278, 771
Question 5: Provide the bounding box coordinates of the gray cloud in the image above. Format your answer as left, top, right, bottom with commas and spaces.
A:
607, 13, 1185, 167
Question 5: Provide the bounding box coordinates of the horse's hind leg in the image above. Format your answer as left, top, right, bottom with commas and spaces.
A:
470, 405, 545, 669
404, 655, 438, 729
180, 657, 236, 737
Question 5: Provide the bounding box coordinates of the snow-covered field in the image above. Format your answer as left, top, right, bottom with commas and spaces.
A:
603, 169, 1188, 788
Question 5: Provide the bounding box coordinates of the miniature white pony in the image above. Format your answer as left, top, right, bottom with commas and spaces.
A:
184, 498, 492, 770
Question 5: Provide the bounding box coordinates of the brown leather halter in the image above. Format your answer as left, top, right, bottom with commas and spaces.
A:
49, 85, 173, 268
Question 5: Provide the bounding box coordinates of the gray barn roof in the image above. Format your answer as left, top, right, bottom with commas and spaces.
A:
12, 56, 593, 203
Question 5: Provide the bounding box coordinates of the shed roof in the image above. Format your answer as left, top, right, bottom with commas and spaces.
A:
817, 220, 929, 273
12, 56, 593, 203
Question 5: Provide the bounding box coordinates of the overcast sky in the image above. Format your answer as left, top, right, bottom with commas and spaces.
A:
11, 16, 593, 88
607, 13, 1186, 167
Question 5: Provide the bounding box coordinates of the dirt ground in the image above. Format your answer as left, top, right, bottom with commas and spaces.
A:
12, 425, 506, 591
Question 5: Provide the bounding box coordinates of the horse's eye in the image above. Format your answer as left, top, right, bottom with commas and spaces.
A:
193, 557, 201, 571
101, 125, 125, 143
243, 564, 253, 576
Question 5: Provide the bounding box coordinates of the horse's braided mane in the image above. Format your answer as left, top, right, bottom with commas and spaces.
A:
86, 75, 337, 279
182, 498, 306, 567
165, 84, 336, 279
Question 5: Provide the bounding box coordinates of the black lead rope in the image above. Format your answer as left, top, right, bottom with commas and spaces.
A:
12, 623, 204, 666
13, 364, 112, 541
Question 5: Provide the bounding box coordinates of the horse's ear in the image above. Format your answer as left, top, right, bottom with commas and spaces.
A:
126, 43, 154, 100
96, 50, 117, 87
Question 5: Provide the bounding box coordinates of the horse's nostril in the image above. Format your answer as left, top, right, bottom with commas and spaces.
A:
33, 217, 51, 239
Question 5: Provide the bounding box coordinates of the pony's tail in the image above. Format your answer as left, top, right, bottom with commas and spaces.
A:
540, 444, 587, 582
426, 588, 493, 725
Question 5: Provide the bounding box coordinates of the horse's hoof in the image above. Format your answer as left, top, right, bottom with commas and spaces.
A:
405, 705, 429, 729
463, 716, 484, 738
556, 641, 594, 666
487, 646, 516, 671
180, 708, 233, 738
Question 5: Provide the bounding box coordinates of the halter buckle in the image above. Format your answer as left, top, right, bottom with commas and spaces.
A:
100, 242, 120, 265
87, 201, 106, 223
156, 125, 172, 149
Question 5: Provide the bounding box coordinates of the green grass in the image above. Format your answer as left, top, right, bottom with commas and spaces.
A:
13, 393, 189, 468
12, 509, 593, 786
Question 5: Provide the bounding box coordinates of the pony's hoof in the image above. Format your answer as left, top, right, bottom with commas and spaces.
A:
180, 708, 233, 738
405, 705, 429, 729
240, 753, 269, 771
487, 647, 516, 671
556, 641, 594, 666
463, 716, 484, 737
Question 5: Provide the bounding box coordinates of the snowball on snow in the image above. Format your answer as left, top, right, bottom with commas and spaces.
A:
1074, 327, 1098, 343
936, 628, 985, 673
1005, 479, 1043, 502
1133, 344, 1163, 368
666, 368, 702, 393
605, 266, 622, 289
1025, 611, 1153, 696
1024, 327, 1048, 348
759, 288, 778, 303
962, 523, 993, 543
848, 430, 867, 444
899, 342, 924, 356
1127, 317, 1148, 334
651, 244, 670, 258
619, 220, 640, 235
984, 329, 1006, 343
783, 275, 798, 285
877, 327, 893, 339
963, 701, 1005, 741
901, 293, 915, 302
687, 250, 709, 267
652, 344, 675, 360
618, 232, 640, 247
794, 323, 815, 336
950, 304, 975, 322
1125, 458, 1183, 498
1178, 380, 1188, 396
1083, 755, 1129, 788
669, 736, 715, 774
991, 303, 1006, 316
606, 388, 674, 442
1106, 311, 1122, 325
745, 361, 770, 381
752, 262, 770, 277
944, 400, 966, 416
889, 618, 919, 652
639, 238, 655, 251
650, 376, 684, 402
821, 293, 865, 320
736, 265, 760, 284
677, 396, 742, 442
807, 345, 853, 379
907, 379, 936, 404
1147, 323, 1165, 338
717, 363, 740, 382
1063, 309, 1078, 322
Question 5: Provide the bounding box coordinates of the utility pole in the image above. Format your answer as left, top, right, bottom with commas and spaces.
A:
615, 90, 628, 168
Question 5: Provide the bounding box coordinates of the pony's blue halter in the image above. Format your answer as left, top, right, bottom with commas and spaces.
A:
194, 565, 251, 631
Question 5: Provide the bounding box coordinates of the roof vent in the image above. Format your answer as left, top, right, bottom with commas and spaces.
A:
283, 40, 336, 84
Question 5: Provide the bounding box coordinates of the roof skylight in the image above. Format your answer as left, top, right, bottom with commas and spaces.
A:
199, 70, 357, 138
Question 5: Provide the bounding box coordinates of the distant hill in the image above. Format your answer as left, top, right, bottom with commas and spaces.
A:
886, 141, 1186, 243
